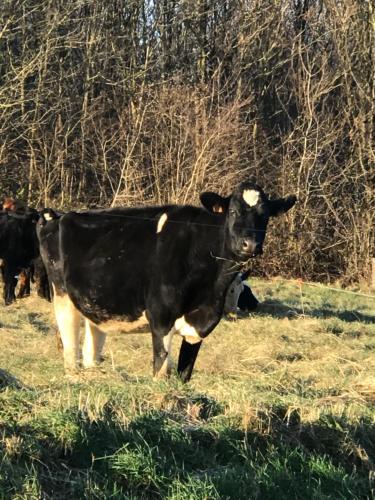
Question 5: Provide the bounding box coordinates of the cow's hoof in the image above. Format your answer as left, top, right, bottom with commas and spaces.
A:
64, 370, 81, 381
82, 363, 105, 371
224, 312, 238, 322
82, 355, 105, 370
153, 365, 173, 380
83, 366, 104, 372
64, 361, 80, 375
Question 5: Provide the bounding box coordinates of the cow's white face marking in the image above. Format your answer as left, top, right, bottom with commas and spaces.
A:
157, 213, 168, 233
243, 189, 260, 207
43, 213, 53, 221
175, 316, 202, 345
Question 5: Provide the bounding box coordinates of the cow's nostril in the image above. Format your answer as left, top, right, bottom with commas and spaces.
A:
242, 239, 252, 251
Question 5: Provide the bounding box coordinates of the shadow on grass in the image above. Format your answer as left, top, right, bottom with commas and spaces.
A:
27, 312, 52, 334
0, 369, 23, 390
0, 393, 373, 499
256, 299, 375, 324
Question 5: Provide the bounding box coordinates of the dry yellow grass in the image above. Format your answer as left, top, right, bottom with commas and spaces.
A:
1, 278, 374, 421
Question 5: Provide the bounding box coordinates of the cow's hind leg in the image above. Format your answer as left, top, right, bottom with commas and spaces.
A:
3, 264, 17, 305
146, 309, 175, 379
17, 269, 31, 298
82, 319, 106, 369
153, 326, 175, 379
53, 292, 81, 372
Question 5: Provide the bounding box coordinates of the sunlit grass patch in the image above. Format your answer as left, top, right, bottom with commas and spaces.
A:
0, 279, 374, 497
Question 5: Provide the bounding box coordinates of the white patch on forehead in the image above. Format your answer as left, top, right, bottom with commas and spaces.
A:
44, 213, 53, 221
243, 189, 260, 207
175, 316, 202, 345
156, 213, 168, 233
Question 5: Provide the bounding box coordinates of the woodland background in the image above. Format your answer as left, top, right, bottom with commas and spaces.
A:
0, 0, 373, 283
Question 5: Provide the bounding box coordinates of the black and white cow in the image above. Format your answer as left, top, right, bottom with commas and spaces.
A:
38, 182, 296, 381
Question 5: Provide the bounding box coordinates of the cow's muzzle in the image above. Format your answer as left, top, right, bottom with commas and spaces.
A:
240, 239, 263, 258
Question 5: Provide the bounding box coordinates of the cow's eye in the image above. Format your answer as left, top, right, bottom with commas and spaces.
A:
229, 209, 237, 216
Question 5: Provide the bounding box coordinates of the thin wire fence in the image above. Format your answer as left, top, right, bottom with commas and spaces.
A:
255, 277, 375, 300
38, 210, 375, 300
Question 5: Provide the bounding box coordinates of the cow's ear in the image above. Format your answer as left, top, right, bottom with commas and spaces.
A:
269, 195, 297, 217
200, 192, 231, 214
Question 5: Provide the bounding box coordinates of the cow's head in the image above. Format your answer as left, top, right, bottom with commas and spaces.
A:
200, 181, 296, 260
1, 197, 29, 212
1, 198, 16, 211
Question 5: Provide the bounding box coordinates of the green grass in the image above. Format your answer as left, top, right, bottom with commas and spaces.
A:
0, 279, 374, 499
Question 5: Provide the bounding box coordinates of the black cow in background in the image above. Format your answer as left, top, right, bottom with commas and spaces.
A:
0, 207, 39, 304
0, 199, 51, 304
238, 270, 259, 312
38, 181, 296, 381
32, 254, 51, 301
224, 270, 259, 318
1, 198, 26, 212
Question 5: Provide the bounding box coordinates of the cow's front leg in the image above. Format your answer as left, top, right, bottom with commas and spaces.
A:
175, 305, 221, 382
3, 264, 17, 305
177, 339, 202, 382
147, 309, 175, 379
17, 269, 31, 298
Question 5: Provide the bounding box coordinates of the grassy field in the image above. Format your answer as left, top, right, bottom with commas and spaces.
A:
0, 279, 374, 499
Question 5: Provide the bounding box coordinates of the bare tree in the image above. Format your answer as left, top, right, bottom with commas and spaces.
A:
0, 0, 373, 283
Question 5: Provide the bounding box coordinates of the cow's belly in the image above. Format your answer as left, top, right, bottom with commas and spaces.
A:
96, 313, 149, 334
67, 280, 146, 324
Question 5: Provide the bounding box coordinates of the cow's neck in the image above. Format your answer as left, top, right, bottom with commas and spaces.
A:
211, 225, 243, 297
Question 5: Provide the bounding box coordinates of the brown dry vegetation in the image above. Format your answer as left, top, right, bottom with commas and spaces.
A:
0, 0, 373, 284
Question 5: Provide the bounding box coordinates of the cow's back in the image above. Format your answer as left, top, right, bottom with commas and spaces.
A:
59, 209, 161, 321
55, 205, 225, 323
